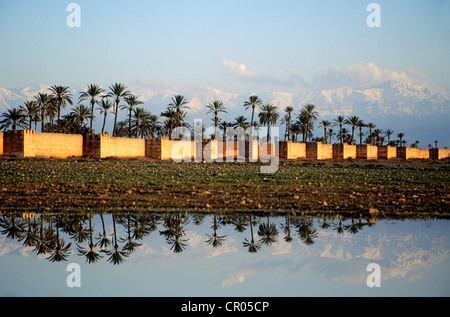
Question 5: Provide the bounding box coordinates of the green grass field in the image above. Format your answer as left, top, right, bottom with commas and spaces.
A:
1, 156, 449, 218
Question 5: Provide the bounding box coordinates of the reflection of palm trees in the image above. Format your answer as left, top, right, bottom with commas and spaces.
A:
258, 216, 279, 246
104, 214, 129, 265
77, 214, 103, 264
18, 216, 37, 247
118, 215, 143, 254
96, 214, 111, 250
318, 217, 332, 230
33, 216, 55, 255
294, 218, 318, 245
205, 215, 227, 248
280, 215, 293, 243
344, 218, 365, 234
47, 215, 72, 262
160, 214, 189, 253
0, 214, 26, 239
243, 215, 261, 253
332, 218, 345, 234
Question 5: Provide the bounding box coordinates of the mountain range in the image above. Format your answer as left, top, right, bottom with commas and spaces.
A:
1, 80, 449, 147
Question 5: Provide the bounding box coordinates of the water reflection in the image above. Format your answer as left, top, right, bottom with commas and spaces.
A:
1, 211, 449, 296
1, 212, 377, 264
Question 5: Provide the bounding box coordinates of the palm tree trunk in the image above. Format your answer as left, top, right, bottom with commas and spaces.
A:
90, 100, 94, 131
113, 101, 119, 137
101, 114, 107, 134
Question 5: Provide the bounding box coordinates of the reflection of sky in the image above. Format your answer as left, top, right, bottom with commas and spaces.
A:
0, 215, 449, 297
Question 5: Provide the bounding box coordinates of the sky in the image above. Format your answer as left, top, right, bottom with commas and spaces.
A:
1, 0, 449, 93
0, 0, 449, 147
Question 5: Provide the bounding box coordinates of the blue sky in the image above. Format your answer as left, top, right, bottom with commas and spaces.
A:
1, 0, 449, 93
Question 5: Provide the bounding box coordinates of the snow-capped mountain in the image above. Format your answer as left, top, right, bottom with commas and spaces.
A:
0, 80, 449, 146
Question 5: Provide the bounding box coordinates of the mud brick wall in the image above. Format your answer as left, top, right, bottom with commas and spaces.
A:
356, 144, 378, 159
145, 138, 162, 160
33, 132, 83, 158
283, 142, 306, 160
306, 142, 333, 160
333, 143, 357, 160
430, 148, 450, 160
3, 130, 24, 155
0, 132, 3, 154
100, 134, 145, 158
397, 147, 430, 159
377, 146, 397, 159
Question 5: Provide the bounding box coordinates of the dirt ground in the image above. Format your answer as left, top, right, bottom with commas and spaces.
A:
0, 156, 449, 218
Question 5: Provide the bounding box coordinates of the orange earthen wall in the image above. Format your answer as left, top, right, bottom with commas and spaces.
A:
99, 134, 145, 158
333, 144, 356, 160
377, 146, 397, 159
306, 142, 333, 160
356, 145, 378, 159
279, 141, 306, 159
32, 132, 83, 158
430, 148, 450, 159
397, 147, 430, 159
0, 132, 3, 154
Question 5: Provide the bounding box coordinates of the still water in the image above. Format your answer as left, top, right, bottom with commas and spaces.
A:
0, 212, 449, 297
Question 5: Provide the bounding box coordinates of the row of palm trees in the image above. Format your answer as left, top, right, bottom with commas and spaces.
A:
0, 83, 422, 147
0, 212, 372, 263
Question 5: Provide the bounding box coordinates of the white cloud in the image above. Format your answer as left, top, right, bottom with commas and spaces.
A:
222, 58, 256, 78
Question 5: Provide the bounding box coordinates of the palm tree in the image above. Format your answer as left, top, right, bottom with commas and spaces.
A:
366, 122, 376, 145
385, 129, 394, 145
49, 85, 73, 132
356, 120, 366, 145
79, 84, 104, 132
318, 120, 331, 144
243, 95, 263, 136
397, 132, 405, 147
283, 106, 294, 141
19, 101, 39, 130
35, 93, 54, 132
132, 107, 150, 138
0, 108, 27, 131
258, 103, 279, 141
107, 83, 131, 136
168, 94, 189, 124
160, 107, 177, 139
234, 115, 250, 130
333, 115, 345, 144
327, 128, 335, 144
71, 104, 91, 129
344, 116, 360, 144
206, 100, 227, 139
298, 104, 318, 142
97, 98, 113, 134
121, 94, 143, 137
